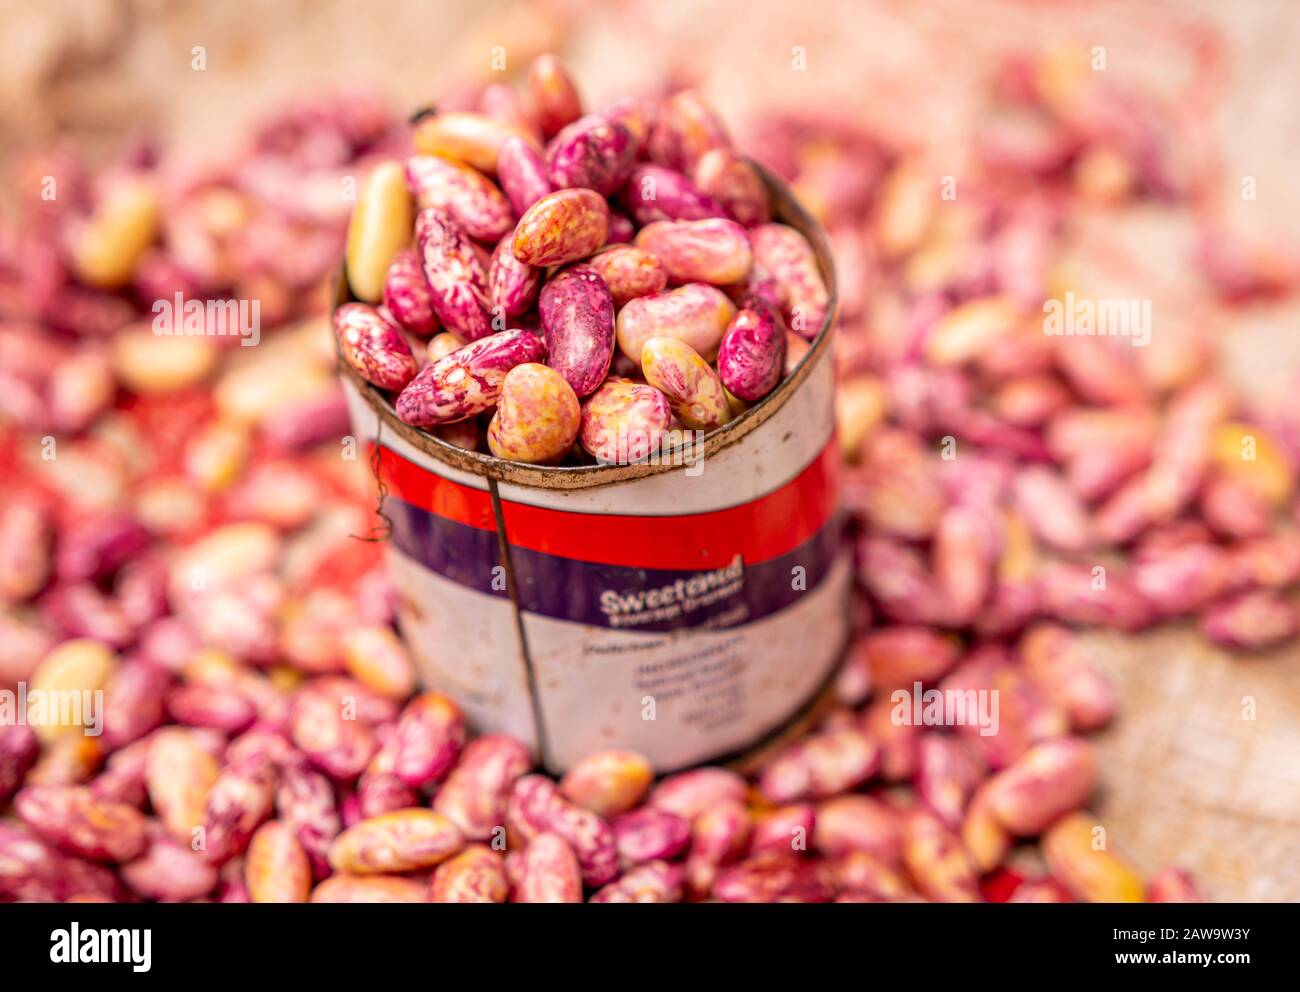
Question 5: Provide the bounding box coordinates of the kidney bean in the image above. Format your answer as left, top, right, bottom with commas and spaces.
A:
693, 148, 770, 227
506, 774, 618, 887
641, 336, 733, 430
428, 844, 509, 903
587, 246, 668, 308
327, 809, 463, 874
712, 853, 831, 903
427, 735, 528, 842
900, 810, 981, 903
1041, 812, 1144, 902
1199, 590, 1298, 649
496, 136, 553, 216
390, 691, 464, 788
488, 232, 542, 320
121, 831, 219, 901
591, 860, 685, 903
984, 738, 1098, 836
716, 301, 786, 402
381, 249, 438, 337
621, 164, 727, 226
546, 115, 636, 195
610, 807, 691, 866
395, 328, 546, 427
559, 749, 653, 819
647, 90, 730, 172
1017, 624, 1117, 732
0, 497, 52, 602
345, 161, 412, 303
513, 188, 609, 267
749, 222, 828, 338
414, 208, 494, 342
538, 265, 616, 397
311, 874, 427, 903
758, 727, 880, 803
635, 217, 752, 285
14, 784, 147, 862
200, 755, 277, 864
616, 282, 735, 365
246, 820, 312, 903
411, 111, 538, 174
513, 831, 582, 903
528, 55, 583, 138
275, 760, 341, 880
404, 154, 512, 242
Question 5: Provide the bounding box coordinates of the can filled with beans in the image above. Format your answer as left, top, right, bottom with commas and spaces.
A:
336, 160, 846, 775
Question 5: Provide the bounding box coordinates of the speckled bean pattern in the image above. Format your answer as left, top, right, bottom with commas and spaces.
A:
428, 843, 510, 903
488, 232, 542, 319
641, 336, 733, 431
404, 155, 512, 243
579, 376, 673, 464
620, 164, 727, 226
512, 188, 609, 267
414, 208, 493, 342
395, 329, 546, 427
635, 217, 752, 285
587, 246, 668, 308
615, 282, 735, 364
335, 305, 420, 392
749, 222, 829, 339
546, 115, 637, 196
487, 363, 581, 464
327, 809, 464, 874
716, 301, 786, 402
538, 265, 616, 397
497, 136, 553, 216
381, 250, 439, 337
692, 148, 770, 227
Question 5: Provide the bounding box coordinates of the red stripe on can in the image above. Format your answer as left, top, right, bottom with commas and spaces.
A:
375, 440, 839, 571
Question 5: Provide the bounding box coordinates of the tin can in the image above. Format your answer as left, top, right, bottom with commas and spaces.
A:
335, 163, 847, 774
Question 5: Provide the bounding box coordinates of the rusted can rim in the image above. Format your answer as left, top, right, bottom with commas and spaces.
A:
334, 159, 838, 491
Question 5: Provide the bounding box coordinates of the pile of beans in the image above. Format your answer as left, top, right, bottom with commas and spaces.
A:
337, 56, 826, 464
2, 50, 1295, 903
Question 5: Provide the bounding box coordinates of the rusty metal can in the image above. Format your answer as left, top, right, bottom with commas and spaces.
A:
336, 164, 845, 774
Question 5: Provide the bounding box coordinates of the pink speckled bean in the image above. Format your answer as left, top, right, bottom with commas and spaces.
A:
648, 90, 730, 172
984, 738, 1098, 836
559, 749, 653, 819
395, 328, 546, 427
246, 820, 311, 903
538, 265, 615, 397
546, 114, 636, 196
578, 377, 673, 464
1200, 589, 1298, 649
1018, 624, 1117, 732
404, 154, 512, 242
591, 860, 685, 903
647, 767, 746, 820
275, 760, 341, 879
684, 798, 751, 897
750, 222, 829, 339
620, 164, 727, 226
758, 727, 880, 803
433, 734, 533, 842
615, 282, 735, 364
100, 659, 169, 750
496, 136, 553, 216
487, 363, 581, 464
750, 804, 816, 856
717, 301, 786, 402
390, 691, 465, 789
327, 809, 464, 874
200, 754, 277, 864
512, 188, 609, 267
916, 734, 982, 830
488, 232, 541, 319
712, 853, 831, 903
587, 246, 668, 308
813, 794, 901, 863
14, 785, 147, 862
900, 810, 981, 903
513, 831, 582, 903
287, 683, 377, 782
641, 336, 733, 431
692, 148, 770, 227
310, 874, 427, 903
414, 208, 493, 342
333, 303, 418, 391
0, 497, 51, 602
610, 807, 692, 866
635, 217, 752, 285
604, 211, 635, 245
428, 843, 509, 903
120, 831, 219, 901
382, 250, 438, 337
0, 724, 39, 806
527, 54, 583, 138
506, 774, 618, 887
167, 683, 257, 734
